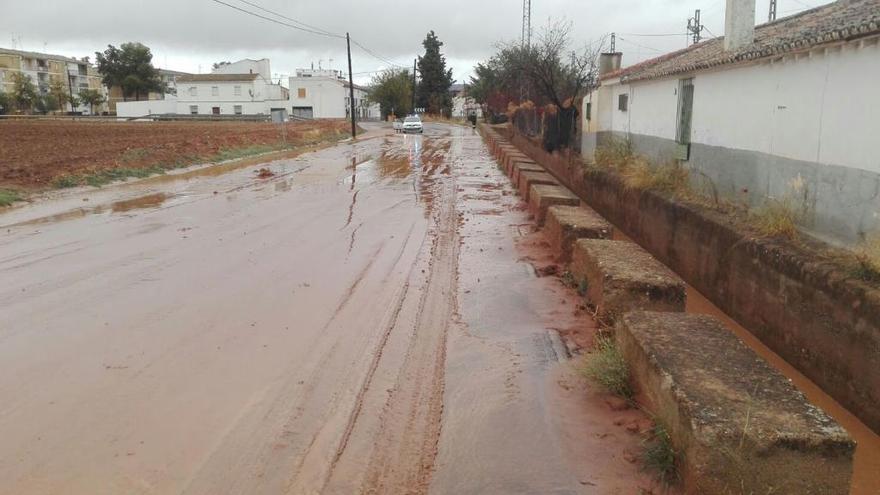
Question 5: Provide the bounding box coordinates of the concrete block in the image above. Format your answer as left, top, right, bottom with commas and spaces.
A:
527, 184, 579, 225
501, 151, 530, 174
617, 311, 855, 495
545, 205, 613, 262
570, 239, 685, 317
517, 171, 559, 200
495, 144, 517, 161
511, 161, 544, 186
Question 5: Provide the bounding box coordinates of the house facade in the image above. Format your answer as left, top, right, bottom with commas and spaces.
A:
288, 68, 379, 120
582, 0, 880, 244
116, 59, 288, 118
0, 48, 107, 114
106, 68, 189, 114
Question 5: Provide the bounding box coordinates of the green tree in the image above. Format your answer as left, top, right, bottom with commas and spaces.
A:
368, 68, 412, 119
79, 88, 106, 115
35, 94, 59, 114
95, 42, 165, 101
49, 79, 72, 113
416, 31, 454, 115
0, 91, 10, 114
9, 72, 38, 113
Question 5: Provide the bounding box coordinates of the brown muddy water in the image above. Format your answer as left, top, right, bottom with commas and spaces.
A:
0, 123, 659, 494
611, 229, 880, 494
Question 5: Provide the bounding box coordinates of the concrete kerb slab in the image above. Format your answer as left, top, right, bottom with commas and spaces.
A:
495, 144, 517, 161
617, 311, 855, 495
528, 184, 580, 226
502, 151, 530, 175
511, 161, 544, 187
544, 205, 613, 263
518, 171, 559, 201
570, 239, 685, 319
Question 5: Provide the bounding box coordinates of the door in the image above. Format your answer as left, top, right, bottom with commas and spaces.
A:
676, 78, 694, 144
292, 106, 314, 119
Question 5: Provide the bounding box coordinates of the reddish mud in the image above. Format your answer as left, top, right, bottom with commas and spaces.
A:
0, 122, 655, 495
431, 130, 676, 494
0, 119, 349, 188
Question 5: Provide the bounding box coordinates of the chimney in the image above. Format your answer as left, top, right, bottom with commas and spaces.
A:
598, 52, 623, 77
724, 0, 756, 51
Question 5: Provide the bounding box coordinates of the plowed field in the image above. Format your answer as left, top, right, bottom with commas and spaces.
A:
0, 119, 350, 188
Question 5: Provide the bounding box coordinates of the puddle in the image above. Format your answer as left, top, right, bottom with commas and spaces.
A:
111, 192, 169, 213
611, 230, 880, 494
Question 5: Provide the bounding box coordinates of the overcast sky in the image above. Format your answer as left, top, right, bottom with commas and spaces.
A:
1, 0, 829, 86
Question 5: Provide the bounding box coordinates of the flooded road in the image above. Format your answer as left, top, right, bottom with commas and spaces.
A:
0, 124, 649, 494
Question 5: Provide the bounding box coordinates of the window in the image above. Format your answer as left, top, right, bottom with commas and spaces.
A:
211, 86, 219, 96
189, 86, 197, 97
189, 105, 198, 115
618, 93, 628, 112
297, 88, 306, 98
234, 105, 243, 115
234, 85, 242, 97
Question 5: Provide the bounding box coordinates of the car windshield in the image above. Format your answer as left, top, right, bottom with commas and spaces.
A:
404, 117, 420, 123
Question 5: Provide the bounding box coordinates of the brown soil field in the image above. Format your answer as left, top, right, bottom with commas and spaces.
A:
0, 119, 351, 189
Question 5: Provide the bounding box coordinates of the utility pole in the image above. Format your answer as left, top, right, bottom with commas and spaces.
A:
412, 58, 417, 114
521, 0, 532, 48
346, 32, 356, 139
768, 0, 777, 21
687, 9, 703, 45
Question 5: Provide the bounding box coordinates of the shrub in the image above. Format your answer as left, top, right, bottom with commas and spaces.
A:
750, 196, 803, 239
582, 334, 633, 399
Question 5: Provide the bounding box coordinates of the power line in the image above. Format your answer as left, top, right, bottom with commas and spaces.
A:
617, 37, 664, 53
209, 0, 407, 71
233, 0, 342, 38
617, 32, 689, 37
349, 39, 407, 68
208, 0, 344, 38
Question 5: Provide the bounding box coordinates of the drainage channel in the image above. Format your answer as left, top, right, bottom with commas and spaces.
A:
609, 228, 880, 494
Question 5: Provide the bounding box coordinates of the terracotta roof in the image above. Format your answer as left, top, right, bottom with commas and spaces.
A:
176, 73, 259, 83
605, 0, 880, 83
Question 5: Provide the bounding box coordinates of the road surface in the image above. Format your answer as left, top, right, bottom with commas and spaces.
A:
0, 123, 651, 494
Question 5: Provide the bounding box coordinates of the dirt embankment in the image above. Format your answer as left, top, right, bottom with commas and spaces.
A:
0, 119, 351, 189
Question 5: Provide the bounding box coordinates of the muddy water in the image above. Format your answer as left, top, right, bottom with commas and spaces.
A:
0, 124, 459, 494
611, 230, 880, 494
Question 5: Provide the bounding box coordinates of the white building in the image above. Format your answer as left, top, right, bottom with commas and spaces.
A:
582, 0, 880, 244
288, 68, 379, 120
116, 58, 288, 118
449, 84, 482, 119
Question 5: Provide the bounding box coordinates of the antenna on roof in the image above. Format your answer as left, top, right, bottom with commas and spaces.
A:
686, 9, 704, 45
610, 32, 616, 52
768, 0, 777, 21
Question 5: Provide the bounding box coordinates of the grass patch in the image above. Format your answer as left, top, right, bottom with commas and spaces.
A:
621, 161, 690, 195
750, 196, 802, 239
852, 235, 880, 282
119, 147, 150, 163
582, 334, 633, 399
210, 144, 282, 163
53, 165, 167, 189
0, 189, 22, 206
53, 175, 81, 188
641, 423, 679, 485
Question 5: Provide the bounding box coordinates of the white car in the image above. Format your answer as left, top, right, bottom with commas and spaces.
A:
401, 115, 424, 134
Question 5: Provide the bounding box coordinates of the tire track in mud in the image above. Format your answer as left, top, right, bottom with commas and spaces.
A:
356, 177, 458, 495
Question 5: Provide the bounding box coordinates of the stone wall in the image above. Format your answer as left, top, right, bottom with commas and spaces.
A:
496, 124, 880, 434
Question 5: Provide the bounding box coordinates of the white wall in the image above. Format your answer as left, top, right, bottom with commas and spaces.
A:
213, 59, 271, 80
289, 77, 346, 118
692, 40, 880, 172
116, 98, 177, 118
588, 36, 880, 174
